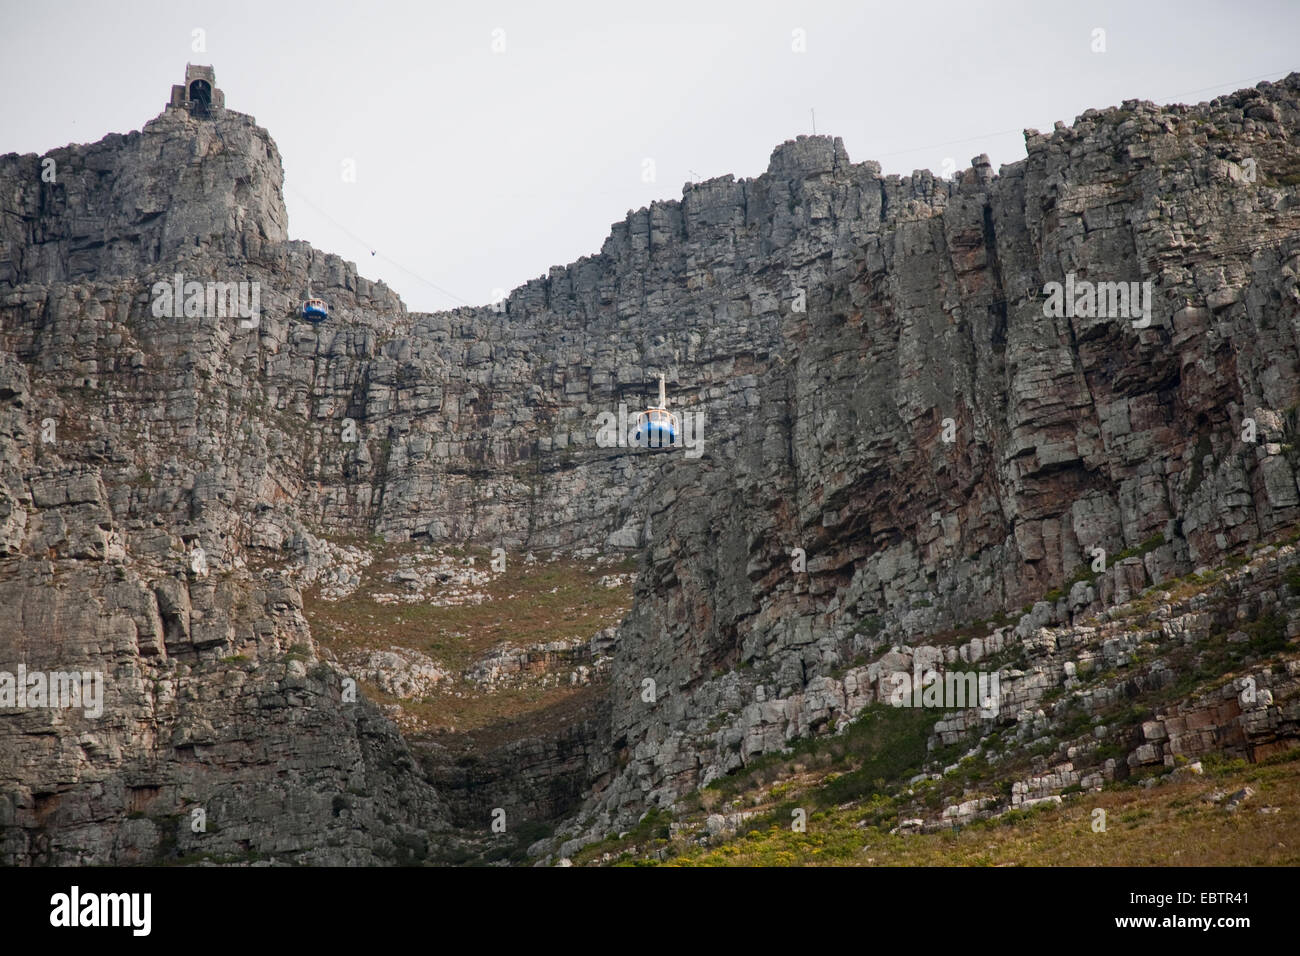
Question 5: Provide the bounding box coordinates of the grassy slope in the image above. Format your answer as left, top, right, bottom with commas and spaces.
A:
657, 752, 1300, 866
303, 544, 634, 736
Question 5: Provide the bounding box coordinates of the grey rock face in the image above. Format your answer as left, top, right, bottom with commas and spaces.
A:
0, 107, 288, 286
3, 73, 1300, 861
572, 76, 1300, 834
0, 560, 445, 864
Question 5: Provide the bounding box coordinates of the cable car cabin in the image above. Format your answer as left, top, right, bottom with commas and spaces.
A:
301, 298, 329, 322
633, 407, 680, 449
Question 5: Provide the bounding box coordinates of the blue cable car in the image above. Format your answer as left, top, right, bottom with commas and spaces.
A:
300, 281, 328, 322
302, 297, 328, 322
633, 375, 680, 449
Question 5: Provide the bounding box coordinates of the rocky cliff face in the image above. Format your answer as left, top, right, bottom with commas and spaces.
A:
0, 105, 431, 864
2, 73, 1299, 864
0, 107, 288, 286
574, 76, 1300, 841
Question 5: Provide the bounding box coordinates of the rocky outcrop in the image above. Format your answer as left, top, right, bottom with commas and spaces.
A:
0, 556, 447, 864
0, 107, 288, 287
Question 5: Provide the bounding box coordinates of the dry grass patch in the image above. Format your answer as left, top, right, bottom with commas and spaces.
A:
303, 544, 634, 735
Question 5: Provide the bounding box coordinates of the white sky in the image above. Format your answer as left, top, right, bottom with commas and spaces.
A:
2, 0, 1296, 313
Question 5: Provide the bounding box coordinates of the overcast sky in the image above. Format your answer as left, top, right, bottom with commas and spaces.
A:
2, 0, 1297, 313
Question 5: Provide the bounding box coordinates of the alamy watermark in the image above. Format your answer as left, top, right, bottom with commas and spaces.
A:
885, 648, 999, 717
1042, 273, 1151, 328
50, 886, 150, 936
151, 273, 261, 328
0, 665, 103, 718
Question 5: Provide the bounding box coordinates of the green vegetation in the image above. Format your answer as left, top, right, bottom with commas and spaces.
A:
699, 707, 935, 810
1245, 611, 1288, 655
1285, 565, 1300, 595
634, 746, 1300, 867
573, 807, 672, 866
852, 615, 882, 638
